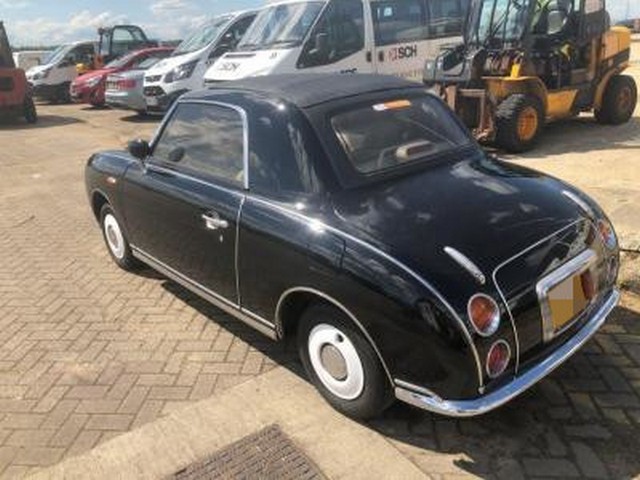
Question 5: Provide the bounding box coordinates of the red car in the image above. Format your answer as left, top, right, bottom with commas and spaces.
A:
71, 47, 173, 107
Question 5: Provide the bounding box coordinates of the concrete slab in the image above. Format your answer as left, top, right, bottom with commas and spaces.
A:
28, 368, 426, 480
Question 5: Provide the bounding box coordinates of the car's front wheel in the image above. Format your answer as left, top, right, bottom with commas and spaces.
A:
100, 204, 138, 271
297, 303, 393, 419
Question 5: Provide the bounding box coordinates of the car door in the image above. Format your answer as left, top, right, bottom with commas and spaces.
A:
122, 101, 247, 304
370, 0, 466, 81
296, 0, 373, 74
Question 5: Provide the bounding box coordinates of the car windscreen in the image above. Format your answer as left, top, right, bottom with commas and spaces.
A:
173, 16, 232, 55
331, 95, 471, 176
237, 2, 324, 50
42, 44, 70, 66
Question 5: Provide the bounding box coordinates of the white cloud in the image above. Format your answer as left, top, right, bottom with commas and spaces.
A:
0, 0, 30, 9
7, 10, 130, 47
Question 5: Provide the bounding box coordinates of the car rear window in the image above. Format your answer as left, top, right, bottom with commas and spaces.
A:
331, 95, 470, 175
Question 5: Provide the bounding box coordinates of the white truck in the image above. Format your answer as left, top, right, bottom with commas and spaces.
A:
12, 51, 50, 71
204, 0, 469, 84
26, 42, 96, 103
142, 11, 256, 113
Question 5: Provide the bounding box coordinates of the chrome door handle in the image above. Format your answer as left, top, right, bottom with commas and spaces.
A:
202, 212, 229, 230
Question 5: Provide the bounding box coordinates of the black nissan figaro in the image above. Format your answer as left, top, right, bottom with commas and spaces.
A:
85, 74, 620, 419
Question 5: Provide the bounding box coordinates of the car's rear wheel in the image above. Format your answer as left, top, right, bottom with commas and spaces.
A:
595, 75, 637, 125
100, 204, 138, 271
23, 96, 37, 124
297, 303, 393, 419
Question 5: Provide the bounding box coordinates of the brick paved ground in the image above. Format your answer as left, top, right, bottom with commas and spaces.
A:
1, 87, 639, 478
0, 107, 297, 478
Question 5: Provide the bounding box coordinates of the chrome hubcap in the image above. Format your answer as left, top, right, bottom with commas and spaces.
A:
320, 343, 348, 381
308, 324, 364, 400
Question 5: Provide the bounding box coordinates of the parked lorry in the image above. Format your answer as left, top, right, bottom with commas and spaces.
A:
203, 0, 470, 84
0, 21, 37, 124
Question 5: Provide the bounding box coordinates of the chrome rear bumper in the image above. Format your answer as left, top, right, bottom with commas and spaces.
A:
395, 289, 619, 417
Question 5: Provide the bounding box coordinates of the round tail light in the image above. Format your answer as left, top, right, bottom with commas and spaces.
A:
597, 220, 617, 250
468, 294, 500, 337
486, 340, 511, 378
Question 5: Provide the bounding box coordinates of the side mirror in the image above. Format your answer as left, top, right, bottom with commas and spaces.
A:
128, 139, 150, 161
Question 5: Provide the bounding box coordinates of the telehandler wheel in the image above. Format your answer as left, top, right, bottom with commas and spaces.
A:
23, 97, 38, 124
495, 94, 544, 153
595, 75, 637, 125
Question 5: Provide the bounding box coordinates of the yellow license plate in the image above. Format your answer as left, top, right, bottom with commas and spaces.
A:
547, 273, 589, 331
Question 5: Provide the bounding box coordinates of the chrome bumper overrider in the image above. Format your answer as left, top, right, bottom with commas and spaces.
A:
395, 289, 620, 417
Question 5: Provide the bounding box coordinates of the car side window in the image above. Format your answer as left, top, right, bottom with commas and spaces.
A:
298, 0, 365, 68
152, 103, 245, 187
371, 0, 430, 46
428, 0, 469, 37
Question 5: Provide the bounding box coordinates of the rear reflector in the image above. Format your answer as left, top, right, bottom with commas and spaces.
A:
486, 340, 511, 378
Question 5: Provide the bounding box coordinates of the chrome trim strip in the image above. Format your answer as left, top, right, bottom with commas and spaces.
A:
444, 246, 486, 285
235, 196, 246, 306
253, 196, 484, 389
491, 218, 584, 373
562, 190, 595, 217
275, 287, 393, 385
536, 249, 597, 343
395, 289, 619, 417
131, 246, 277, 340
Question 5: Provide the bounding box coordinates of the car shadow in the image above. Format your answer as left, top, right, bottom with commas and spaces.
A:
496, 115, 640, 160
0, 114, 83, 130
367, 304, 640, 479
119, 113, 162, 124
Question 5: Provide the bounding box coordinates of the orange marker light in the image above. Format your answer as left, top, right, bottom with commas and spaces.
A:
373, 100, 412, 112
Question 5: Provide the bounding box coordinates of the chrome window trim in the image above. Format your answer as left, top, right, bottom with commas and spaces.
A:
275, 286, 393, 385
536, 248, 597, 343
147, 98, 250, 190
131, 246, 276, 340
444, 246, 486, 285
491, 218, 585, 373
395, 289, 619, 417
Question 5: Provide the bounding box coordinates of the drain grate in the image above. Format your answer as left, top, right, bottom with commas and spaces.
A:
171, 424, 326, 480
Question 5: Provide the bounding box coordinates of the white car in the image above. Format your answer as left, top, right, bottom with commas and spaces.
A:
204, 0, 468, 85
27, 42, 95, 103
142, 11, 256, 113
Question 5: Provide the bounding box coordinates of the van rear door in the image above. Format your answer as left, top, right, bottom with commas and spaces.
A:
369, 0, 467, 82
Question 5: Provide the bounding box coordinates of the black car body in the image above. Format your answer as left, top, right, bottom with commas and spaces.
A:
85, 74, 619, 418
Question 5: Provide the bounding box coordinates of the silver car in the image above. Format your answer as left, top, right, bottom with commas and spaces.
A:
105, 56, 169, 115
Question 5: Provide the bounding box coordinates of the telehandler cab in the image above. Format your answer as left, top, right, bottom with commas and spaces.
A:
424, 0, 636, 152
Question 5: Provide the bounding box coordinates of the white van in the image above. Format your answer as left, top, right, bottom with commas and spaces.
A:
27, 42, 95, 103
204, 0, 469, 84
12, 51, 50, 71
143, 11, 256, 113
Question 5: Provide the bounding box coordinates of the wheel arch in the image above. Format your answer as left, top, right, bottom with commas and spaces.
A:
488, 77, 549, 114
275, 287, 394, 385
90, 189, 111, 221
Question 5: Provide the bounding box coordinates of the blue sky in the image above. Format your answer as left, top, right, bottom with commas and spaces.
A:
2, 0, 639, 47
2, 0, 263, 46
